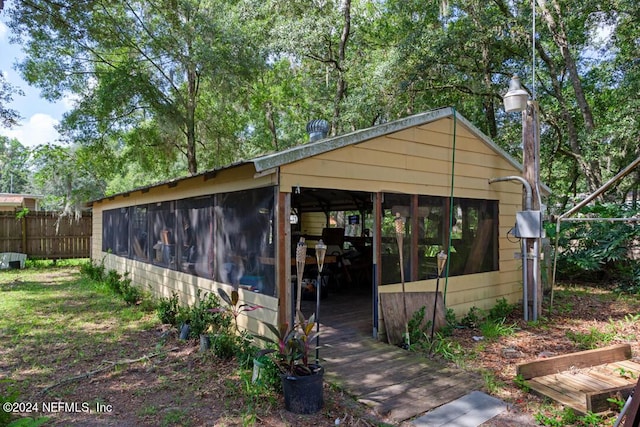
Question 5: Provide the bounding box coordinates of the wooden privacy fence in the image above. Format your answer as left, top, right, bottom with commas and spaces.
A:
0, 211, 92, 259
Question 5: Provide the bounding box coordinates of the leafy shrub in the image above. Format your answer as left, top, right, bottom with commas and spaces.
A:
460, 306, 484, 328
105, 269, 123, 294
488, 297, 516, 322
211, 333, 238, 360
253, 354, 281, 392
157, 291, 180, 326
186, 290, 228, 338
80, 259, 106, 281
407, 306, 432, 345
550, 202, 640, 286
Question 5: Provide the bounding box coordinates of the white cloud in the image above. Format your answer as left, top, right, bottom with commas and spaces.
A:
0, 113, 60, 147
0, 22, 7, 40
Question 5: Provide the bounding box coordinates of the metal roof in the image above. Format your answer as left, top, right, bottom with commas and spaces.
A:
91, 106, 549, 203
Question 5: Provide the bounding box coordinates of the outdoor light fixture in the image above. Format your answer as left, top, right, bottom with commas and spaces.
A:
431, 250, 448, 341
503, 75, 529, 113
315, 239, 327, 363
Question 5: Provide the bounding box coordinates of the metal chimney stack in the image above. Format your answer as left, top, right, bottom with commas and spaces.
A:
306, 119, 329, 142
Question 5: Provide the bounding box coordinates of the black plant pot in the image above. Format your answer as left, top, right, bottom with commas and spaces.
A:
179, 323, 190, 340
281, 365, 324, 414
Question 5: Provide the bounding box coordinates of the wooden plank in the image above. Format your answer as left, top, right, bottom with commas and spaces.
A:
587, 384, 636, 413
517, 344, 632, 379
534, 374, 592, 402
527, 377, 587, 413
587, 362, 640, 387
379, 291, 446, 346
558, 372, 611, 393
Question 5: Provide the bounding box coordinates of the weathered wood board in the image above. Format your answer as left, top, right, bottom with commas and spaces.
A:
517, 344, 640, 414
379, 291, 446, 346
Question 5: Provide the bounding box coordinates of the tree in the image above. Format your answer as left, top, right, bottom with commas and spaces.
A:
0, 73, 22, 128
0, 136, 30, 193
30, 144, 105, 216
5, 0, 259, 176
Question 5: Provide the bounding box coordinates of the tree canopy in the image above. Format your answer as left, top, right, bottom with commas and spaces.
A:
0, 0, 638, 211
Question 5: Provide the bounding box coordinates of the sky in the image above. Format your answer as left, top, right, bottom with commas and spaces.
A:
0, 19, 71, 148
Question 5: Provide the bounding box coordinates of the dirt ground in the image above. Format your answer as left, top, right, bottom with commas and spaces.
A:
4, 269, 640, 426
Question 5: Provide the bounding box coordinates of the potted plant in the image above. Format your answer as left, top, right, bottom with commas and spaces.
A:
184, 290, 226, 351
258, 311, 324, 414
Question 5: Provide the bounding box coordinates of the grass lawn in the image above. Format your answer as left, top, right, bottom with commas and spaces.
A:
0, 263, 378, 427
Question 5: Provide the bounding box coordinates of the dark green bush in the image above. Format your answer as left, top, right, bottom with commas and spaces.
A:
157, 291, 180, 326
80, 259, 106, 281
549, 202, 640, 288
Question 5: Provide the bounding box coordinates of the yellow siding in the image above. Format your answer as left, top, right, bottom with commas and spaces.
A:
280, 117, 525, 322
300, 212, 326, 236
98, 253, 278, 337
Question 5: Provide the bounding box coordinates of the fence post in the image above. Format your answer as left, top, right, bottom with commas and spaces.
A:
21, 214, 27, 254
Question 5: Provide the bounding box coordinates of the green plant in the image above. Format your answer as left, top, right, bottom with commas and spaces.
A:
214, 288, 263, 332
479, 318, 517, 340
553, 203, 640, 286
157, 291, 180, 326
120, 277, 142, 305
1, 379, 19, 426
514, 374, 530, 392
460, 306, 484, 328
481, 369, 503, 394
104, 269, 122, 294
407, 305, 432, 345
607, 396, 626, 411
578, 411, 603, 426
211, 332, 237, 360
429, 334, 468, 368
566, 326, 616, 350
1, 380, 49, 427
187, 290, 226, 338
15, 207, 30, 219
251, 353, 281, 392
534, 406, 578, 427
440, 308, 457, 337
614, 367, 637, 379
257, 310, 320, 376
488, 297, 516, 322
79, 259, 106, 281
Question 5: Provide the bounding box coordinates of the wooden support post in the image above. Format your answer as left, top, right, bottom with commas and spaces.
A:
522, 100, 542, 319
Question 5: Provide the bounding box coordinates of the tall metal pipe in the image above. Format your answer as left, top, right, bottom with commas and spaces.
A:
489, 175, 534, 320
488, 176, 533, 211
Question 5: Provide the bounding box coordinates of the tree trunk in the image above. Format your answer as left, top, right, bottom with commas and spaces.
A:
265, 101, 278, 151
537, 0, 595, 132
186, 66, 199, 175
536, 45, 602, 193
331, 0, 351, 137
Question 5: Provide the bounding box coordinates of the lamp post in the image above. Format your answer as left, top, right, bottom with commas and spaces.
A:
315, 239, 327, 364
430, 250, 448, 341
503, 75, 542, 321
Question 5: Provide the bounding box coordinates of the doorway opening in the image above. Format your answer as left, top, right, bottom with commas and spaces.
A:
291, 188, 374, 336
